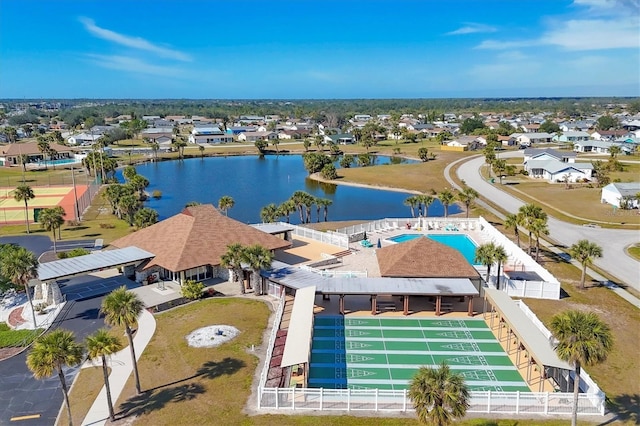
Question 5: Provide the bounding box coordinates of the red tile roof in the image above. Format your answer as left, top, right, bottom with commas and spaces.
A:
376, 237, 480, 278
110, 204, 291, 272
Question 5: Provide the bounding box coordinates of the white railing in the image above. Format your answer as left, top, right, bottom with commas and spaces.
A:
283, 222, 349, 248
258, 292, 286, 390
503, 279, 560, 300
516, 300, 605, 402
257, 388, 604, 415
335, 217, 481, 236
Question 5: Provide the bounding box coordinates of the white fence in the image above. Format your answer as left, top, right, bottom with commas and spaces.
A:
258, 293, 286, 389
283, 222, 349, 249
335, 217, 481, 236
258, 388, 604, 415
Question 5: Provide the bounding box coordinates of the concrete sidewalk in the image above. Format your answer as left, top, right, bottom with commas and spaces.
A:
81, 309, 156, 426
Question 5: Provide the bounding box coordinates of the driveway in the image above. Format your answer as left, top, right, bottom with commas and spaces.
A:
454, 153, 640, 292
0, 236, 95, 258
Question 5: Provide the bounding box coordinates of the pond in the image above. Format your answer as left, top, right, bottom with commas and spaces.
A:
119, 154, 460, 224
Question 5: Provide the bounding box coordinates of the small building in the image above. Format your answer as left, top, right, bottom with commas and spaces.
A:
524, 159, 593, 182
326, 133, 355, 145
237, 131, 278, 142
0, 142, 76, 167
601, 182, 640, 208
443, 136, 480, 151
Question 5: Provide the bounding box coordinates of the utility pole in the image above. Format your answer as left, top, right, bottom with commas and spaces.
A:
71, 164, 80, 221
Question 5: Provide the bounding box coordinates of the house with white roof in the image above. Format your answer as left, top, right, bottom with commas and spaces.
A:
237, 131, 277, 142
511, 133, 555, 146
601, 182, 640, 208
189, 127, 233, 144
572, 140, 622, 154
67, 133, 101, 146
523, 148, 576, 164
524, 159, 594, 183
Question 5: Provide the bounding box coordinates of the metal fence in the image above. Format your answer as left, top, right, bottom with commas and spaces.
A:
258, 387, 605, 416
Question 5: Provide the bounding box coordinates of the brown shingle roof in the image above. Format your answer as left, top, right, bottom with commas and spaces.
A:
110, 204, 291, 272
376, 237, 479, 278
0, 142, 76, 156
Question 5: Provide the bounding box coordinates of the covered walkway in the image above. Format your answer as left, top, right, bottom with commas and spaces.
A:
483, 288, 571, 391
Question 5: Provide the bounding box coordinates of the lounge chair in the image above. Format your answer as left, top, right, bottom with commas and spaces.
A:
360, 240, 373, 248
460, 222, 467, 231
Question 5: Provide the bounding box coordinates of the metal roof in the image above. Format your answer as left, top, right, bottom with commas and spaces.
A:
38, 247, 155, 281
250, 223, 294, 234
263, 261, 478, 296
484, 288, 571, 370
280, 286, 316, 368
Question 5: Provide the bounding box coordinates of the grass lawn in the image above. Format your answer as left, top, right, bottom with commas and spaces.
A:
627, 244, 640, 261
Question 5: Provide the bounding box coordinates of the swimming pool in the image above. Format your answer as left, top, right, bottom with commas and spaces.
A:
387, 233, 479, 265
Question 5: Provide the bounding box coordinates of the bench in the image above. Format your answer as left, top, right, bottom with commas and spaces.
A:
377, 302, 396, 312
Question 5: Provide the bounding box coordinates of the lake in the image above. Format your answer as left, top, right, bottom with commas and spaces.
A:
119, 155, 460, 224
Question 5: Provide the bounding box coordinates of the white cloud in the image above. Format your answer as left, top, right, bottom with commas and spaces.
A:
85, 55, 185, 77
541, 19, 640, 50
79, 17, 192, 62
572, 0, 639, 15
476, 40, 540, 50
446, 23, 497, 36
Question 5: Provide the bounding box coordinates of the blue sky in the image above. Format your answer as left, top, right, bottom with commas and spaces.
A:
1, 0, 638, 99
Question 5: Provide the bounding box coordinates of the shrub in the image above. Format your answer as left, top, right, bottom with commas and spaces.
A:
152, 190, 162, 199
57, 252, 68, 259
66, 220, 81, 227
99, 223, 115, 229
66, 248, 90, 258
181, 279, 205, 300
35, 302, 48, 314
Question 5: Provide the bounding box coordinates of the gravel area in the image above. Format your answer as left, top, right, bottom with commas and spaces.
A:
186, 325, 240, 348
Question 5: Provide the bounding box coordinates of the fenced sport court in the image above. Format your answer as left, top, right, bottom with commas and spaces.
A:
0, 184, 91, 224
309, 316, 530, 392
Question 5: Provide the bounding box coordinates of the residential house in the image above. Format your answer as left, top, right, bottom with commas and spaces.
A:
523, 148, 576, 164
601, 182, 640, 208
511, 132, 555, 146
189, 127, 233, 144
520, 123, 541, 133
590, 130, 629, 141
559, 120, 595, 132
67, 132, 101, 146
278, 129, 310, 140
572, 140, 623, 154
142, 115, 161, 123
353, 114, 372, 122
524, 158, 593, 182
237, 131, 278, 142
226, 126, 257, 135
443, 136, 480, 151
153, 119, 174, 128
406, 123, 434, 133
553, 131, 591, 142
110, 204, 292, 285
498, 135, 516, 147
141, 128, 174, 144
326, 133, 355, 145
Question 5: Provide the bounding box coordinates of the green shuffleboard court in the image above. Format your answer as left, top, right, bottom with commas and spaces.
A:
309, 316, 530, 392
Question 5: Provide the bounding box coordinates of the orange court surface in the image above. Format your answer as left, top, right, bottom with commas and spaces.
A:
0, 185, 88, 225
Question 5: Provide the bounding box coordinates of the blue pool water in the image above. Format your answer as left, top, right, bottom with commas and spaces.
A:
388, 233, 479, 265
36, 158, 82, 166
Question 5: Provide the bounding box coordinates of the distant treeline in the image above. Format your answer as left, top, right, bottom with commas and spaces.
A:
3, 97, 639, 128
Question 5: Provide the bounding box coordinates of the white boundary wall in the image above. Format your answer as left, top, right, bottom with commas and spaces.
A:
258, 292, 286, 389
283, 222, 349, 249
258, 388, 604, 415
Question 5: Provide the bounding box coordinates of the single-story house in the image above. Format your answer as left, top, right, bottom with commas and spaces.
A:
325, 133, 355, 145
590, 130, 629, 141
237, 131, 278, 142
601, 182, 640, 208
142, 128, 174, 143
524, 159, 593, 182
520, 123, 541, 133
442, 136, 480, 151
67, 133, 102, 146
559, 120, 595, 132
110, 204, 292, 285
572, 140, 622, 154
512, 132, 555, 145
553, 131, 591, 142
226, 126, 257, 135
523, 148, 576, 163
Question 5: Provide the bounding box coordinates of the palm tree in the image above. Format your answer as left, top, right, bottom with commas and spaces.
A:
529, 217, 549, 262
101, 286, 145, 394
290, 191, 308, 223
85, 329, 123, 422
37, 139, 50, 170
418, 194, 434, 217
221, 243, 247, 294
278, 199, 296, 223
550, 310, 613, 426
150, 141, 159, 162
218, 195, 235, 216
474, 242, 496, 284
38, 207, 65, 253
409, 362, 469, 426
198, 144, 205, 158
404, 196, 419, 218
318, 198, 333, 222
518, 204, 547, 255
570, 240, 603, 289
116, 194, 139, 226
301, 192, 316, 223
438, 189, 456, 218
493, 244, 508, 290
457, 187, 479, 219
26, 329, 84, 426
242, 244, 274, 296
14, 185, 35, 233
503, 213, 522, 248
0, 246, 38, 327
260, 203, 278, 223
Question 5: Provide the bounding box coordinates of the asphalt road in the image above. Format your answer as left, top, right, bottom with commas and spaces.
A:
0, 297, 105, 425
455, 153, 640, 292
